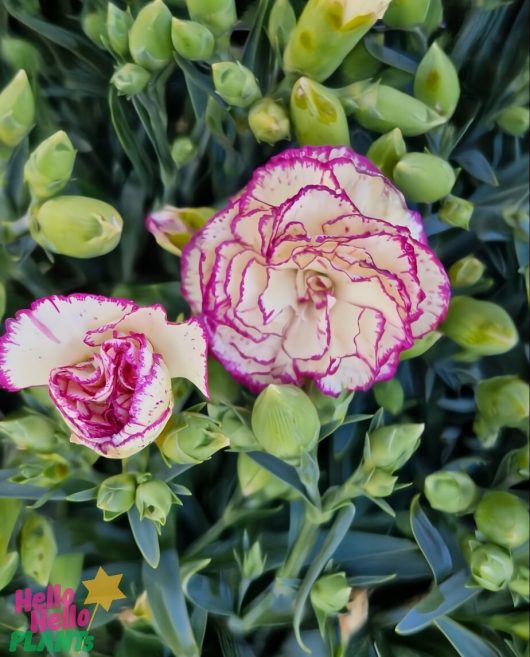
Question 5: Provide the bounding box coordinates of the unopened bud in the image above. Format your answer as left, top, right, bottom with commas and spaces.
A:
111, 63, 151, 96
251, 384, 320, 465
414, 42, 460, 119
237, 452, 292, 499
0, 552, 19, 591
212, 62, 261, 108
448, 256, 485, 287
267, 0, 296, 55
363, 423, 423, 472
283, 0, 391, 82
0, 70, 35, 148
423, 0, 443, 36
373, 379, 405, 415
160, 413, 229, 464
239, 540, 266, 580
438, 195, 474, 230
24, 131, 76, 200
475, 491, 529, 549
362, 467, 397, 497
311, 572, 351, 615
366, 128, 406, 178
146, 205, 213, 256
107, 3, 133, 57
509, 566, 530, 600
0, 499, 22, 554
503, 207, 529, 242
291, 77, 350, 146
32, 195, 123, 258
96, 474, 137, 520
475, 376, 529, 429
442, 296, 518, 356
248, 98, 290, 145
171, 18, 214, 60
400, 330, 442, 360
170, 136, 197, 167
0, 38, 42, 76
306, 382, 353, 426
424, 471, 478, 513
81, 8, 107, 48
129, 0, 173, 71
393, 152, 455, 203
0, 411, 57, 453
496, 106, 530, 137
20, 513, 57, 586
219, 409, 258, 450
185, 0, 237, 35
470, 542, 513, 592
383, 0, 430, 28
135, 479, 175, 525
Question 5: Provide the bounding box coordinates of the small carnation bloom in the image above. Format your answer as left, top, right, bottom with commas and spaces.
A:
0, 294, 208, 458
181, 146, 450, 395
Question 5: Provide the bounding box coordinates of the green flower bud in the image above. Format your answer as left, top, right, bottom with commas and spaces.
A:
212, 62, 261, 108
351, 84, 446, 136
160, 413, 229, 464
490, 611, 530, 640
373, 379, 405, 415
96, 474, 137, 520
107, 3, 133, 57
283, 0, 391, 82
135, 479, 175, 525
366, 128, 406, 178
469, 542, 514, 591
0, 411, 57, 453
251, 384, 320, 464
424, 471, 479, 513
24, 131, 76, 200
448, 256, 485, 288
291, 77, 350, 146
20, 513, 57, 586
363, 423, 423, 472
0, 499, 22, 554
248, 98, 290, 145
393, 152, 455, 203
306, 382, 353, 426
208, 356, 240, 404
503, 207, 529, 242
219, 409, 258, 450
509, 566, 530, 600
438, 195, 474, 230
383, 0, 430, 29
239, 540, 266, 580
0, 70, 35, 148
423, 0, 443, 36
171, 18, 214, 60
400, 330, 442, 360
0, 552, 19, 591
129, 0, 173, 72
81, 8, 107, 48
475, 376, 529, 429
170, 137, 197, 167
442, 296, 518, 356
237, 452, 292, 499
112, 63, 151, 96
496, 106, 530, 137
414, 42, 460, 119
0, 38, 42, 76
362, 467, 398, 497
311, 572, 351, 615
339, 39, 383, 84
32, 195, 123, 258
267, 0, 296, 55
475, 492, 529, 549
185, 0, 237, 35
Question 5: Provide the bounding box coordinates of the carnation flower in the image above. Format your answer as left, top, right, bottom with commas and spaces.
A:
0, 294, 208, 457
181, 146, 450, 395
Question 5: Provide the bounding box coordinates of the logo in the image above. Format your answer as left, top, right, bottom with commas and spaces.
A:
9, 567, 126, 653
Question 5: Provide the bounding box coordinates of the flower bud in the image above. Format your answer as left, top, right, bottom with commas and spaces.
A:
393, 152, 455, 203
96, 474, 137, 520
240, 540, 266, 580
424, 471, 478, 513
351, 84, 446, 136
423, 0, 443, 36
475, 376, 529, 429
32, 195, 123, 258
267, 0, 296, 55
129, 0, 173, 72
414, 42, 460, 119
81, 8, 107, 48
0, 70, 35, 148
0, 411, 57, 453
363, 423, 423, 472
470, 542, 514, 592
448, 256, 485, 288
112, 63, 151, 96
509, 566, 530, 599
0, 38, 42, 76
146, 205, 213, 256
237, 452, 292, 499
20, 513, 57, 586
400, 330, 442, 360
383, 0, 430, 28
160, 413, 229, 464
496, 106, 530, 137
219, 409, 258, 450
107, 3, 133, 57
248, 98, 290, 145
212, 62, 261, 108
475, 491, 529, 549
0, 552, 19, 591
441, 296, 518, 356
311, 573, 351, 615
185, 0, 237, 35
171, 18, 214, 60
438, 195, 474, 230
251, 384, 320, 464
290, 77, 350, 146
306, 382, 353, 426
24, 131, 76, 200
339, 39, 383, 84
283, 0, 391, 82
170, 136, 197, 167
135, 479, 175, 525
0, 499, 22, 555
373, 379, 405, 415
362, 467, 398, 497
366, 128, 406, 178
503, 207, 529, 242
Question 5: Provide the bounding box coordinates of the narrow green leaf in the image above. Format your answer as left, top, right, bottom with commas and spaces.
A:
410, 495, 453, 583
434, 616, 502, 657
128, 506, 160, 569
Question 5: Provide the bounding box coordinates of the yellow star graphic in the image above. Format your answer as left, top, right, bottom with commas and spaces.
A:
82, 567, 126, 612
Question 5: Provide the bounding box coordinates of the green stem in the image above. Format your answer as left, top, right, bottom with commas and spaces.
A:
278, 516, 320, 579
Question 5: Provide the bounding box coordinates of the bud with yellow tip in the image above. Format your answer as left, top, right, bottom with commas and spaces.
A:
170, 136, 197, 167
448, 256, 485, 288
366, 128, 406, 178
135, 479, 177, 526
414, 42, 460, 119
0, 70, 35, 148
363, 424, 423, 473
393, 152, 456, 203
24, 131, 76, 200
171, 18, 215, 61
129, 0, 173, 71
146, 205, 213, 256
248, 98, 290, 145
212, 62, 261, 108
475, 376, 529, 430
111, 63, 151, 96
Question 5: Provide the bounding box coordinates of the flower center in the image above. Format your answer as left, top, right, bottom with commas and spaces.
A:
296, 270, 334, 309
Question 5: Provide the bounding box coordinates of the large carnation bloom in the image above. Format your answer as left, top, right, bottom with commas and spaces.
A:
182, 146, 450, 395
0, 295, 208, 457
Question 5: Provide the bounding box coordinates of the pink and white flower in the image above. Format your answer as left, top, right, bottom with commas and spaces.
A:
181, 146, 450, 395
0, 294, 208, 458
